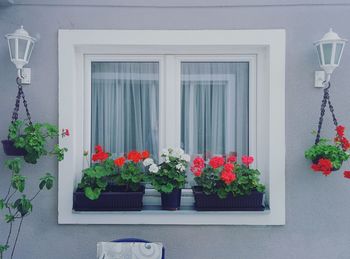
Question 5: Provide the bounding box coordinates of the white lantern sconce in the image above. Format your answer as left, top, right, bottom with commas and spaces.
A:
5, 26, 36, 84
314, 28, 347, 87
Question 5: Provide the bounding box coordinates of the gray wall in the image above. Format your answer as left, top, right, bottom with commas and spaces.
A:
1, 1, 350, 259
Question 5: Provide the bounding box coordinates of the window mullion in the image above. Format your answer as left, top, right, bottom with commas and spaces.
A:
163, 55, 181, 149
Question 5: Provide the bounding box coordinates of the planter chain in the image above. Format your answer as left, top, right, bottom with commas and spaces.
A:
10, 77, 33, 126
315, 82, 338, 145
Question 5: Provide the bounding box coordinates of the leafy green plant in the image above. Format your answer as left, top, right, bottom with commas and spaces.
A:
7, 120, 68, 164
0, 158, 54, 259
77, 147, 115, 200
192, 155, 265, 199
77, 147, 150, 200
147, 148, 190, 193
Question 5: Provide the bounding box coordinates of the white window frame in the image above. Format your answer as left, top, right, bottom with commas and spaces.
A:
58, 30, 285, 225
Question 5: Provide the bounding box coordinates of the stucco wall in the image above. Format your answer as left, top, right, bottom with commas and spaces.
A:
1, 2, 350, 258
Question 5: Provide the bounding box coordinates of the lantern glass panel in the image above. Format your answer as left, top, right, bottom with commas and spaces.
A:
8, 38, 16, 60
26, 41, 34, 61
18, 39, 28, 60
322, 43, 333, 65
316, 44, 323, 65
334, 43, 344, 65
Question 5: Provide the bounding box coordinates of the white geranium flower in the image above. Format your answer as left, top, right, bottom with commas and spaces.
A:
173, 148, 184, 158
181, 154, 190, 162
176, 163, 186, 172
143, 158, 154, 167
165, 156, 170, 163
149, 164, 159, 173
161, 148, 169, 157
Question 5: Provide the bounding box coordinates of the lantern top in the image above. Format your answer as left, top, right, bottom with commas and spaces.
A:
314, 28, 347, 45
5, 25, 36, 42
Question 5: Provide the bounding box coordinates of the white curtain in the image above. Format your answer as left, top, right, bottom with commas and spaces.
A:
91, 62, 159, 158
181, 62, 249, 157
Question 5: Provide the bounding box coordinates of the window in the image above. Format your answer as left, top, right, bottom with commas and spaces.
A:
58, 30, 286, 225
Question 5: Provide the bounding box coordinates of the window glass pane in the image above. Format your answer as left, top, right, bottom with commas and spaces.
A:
322, 43, 333, 64
91, 62, 159, 159
181, 62, 249, 158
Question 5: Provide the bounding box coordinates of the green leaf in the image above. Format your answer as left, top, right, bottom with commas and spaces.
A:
0, 244, 9, 253
5, 158, 22, 174
160, 183, 173, 193
5, 214, 15, 223
15, 195, 33, 216
84, 187, 101, 200
11, 174, 26, 192
39, 173, 55, 190
0, 199, 4, 210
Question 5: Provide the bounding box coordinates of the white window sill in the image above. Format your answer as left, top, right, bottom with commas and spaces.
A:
58, 207, 282, 225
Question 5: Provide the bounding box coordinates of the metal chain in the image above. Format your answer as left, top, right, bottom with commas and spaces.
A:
10, 77, 33, 125
315, 82, 338, 145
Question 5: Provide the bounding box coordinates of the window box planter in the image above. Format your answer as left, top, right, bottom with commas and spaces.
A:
1, 139, 27, 156
73, 185, 145, 211
192, 186, 265, 211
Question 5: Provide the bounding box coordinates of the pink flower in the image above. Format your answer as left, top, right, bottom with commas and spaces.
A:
227, 155, 237, 163
242, 155, 254, 166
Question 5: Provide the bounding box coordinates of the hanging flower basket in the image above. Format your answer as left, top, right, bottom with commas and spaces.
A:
192, 186, 264, 211
1, 139, 27, 156
73, 185, 145, 211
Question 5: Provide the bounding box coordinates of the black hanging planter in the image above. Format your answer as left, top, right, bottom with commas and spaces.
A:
73, 185, 145, 211
192, 186, 264, 211
161, 188, 182, 210
1, 139, 27, 156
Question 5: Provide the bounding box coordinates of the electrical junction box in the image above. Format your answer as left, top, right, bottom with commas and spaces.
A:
19, 68, 31, 85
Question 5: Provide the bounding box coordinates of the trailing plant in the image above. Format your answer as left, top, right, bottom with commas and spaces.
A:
0, 158, 54, 259
305, 125, 350, 175
7, 120, 69, 164
191, 155, 265, 199
147, 148, 190, 193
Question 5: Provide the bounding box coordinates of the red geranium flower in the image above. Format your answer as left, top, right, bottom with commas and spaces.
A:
127, 150, 142, 163
191, 167, 203, 177
141, 150, 150, 159
336, 125, 345, 137
209, 156, 225, 169
224, 163, 234, 172
311, 158, 332, 176
91, 145, 109, 162
344, 171, 350, 179
220, 170, 236, 185
95, 145, 103, 153
114, 157, 126, 167
193, 157, 205, 169
242, 155, 254, 166
227, 155, 237, 163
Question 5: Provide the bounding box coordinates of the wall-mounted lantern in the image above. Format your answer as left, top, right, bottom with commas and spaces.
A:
5, 25, 36, 82
314, 28, 347, 86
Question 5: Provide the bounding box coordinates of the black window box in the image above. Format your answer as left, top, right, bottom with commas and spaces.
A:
192, 186, 265, 211
73, 185, 145, 211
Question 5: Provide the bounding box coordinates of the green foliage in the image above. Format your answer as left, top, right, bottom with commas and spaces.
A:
115, 161, 145, 192
194, 163, 265, 199
0, 159, 55, 258
39, 173, 54, 190
77, 158, 116, 200
149, 149, 189, 193
8, 120, 68, 164
305, 138, 349, 170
